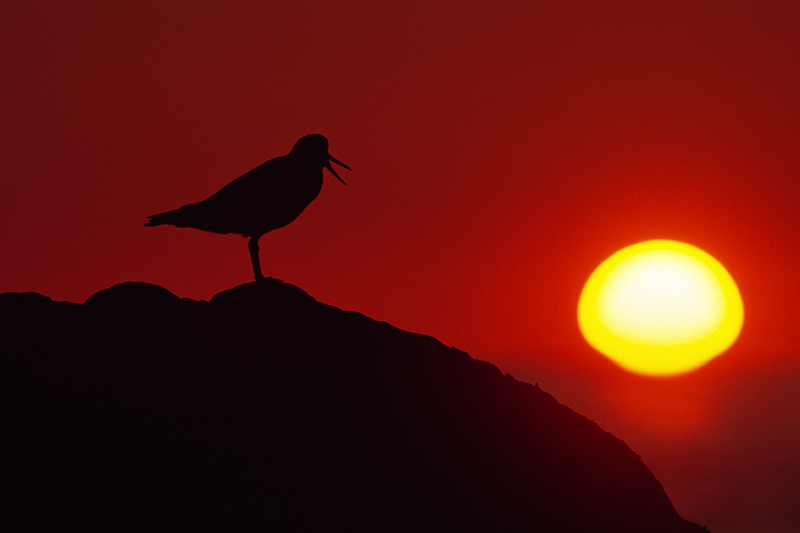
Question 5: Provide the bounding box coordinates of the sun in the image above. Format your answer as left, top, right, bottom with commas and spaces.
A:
578, 240, 743, 376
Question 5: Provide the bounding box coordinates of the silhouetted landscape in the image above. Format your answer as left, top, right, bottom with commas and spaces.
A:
2, 279, 708, 531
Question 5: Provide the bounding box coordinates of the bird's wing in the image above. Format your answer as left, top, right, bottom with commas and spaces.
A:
145, 155, 306, 235
193, 157, 306, 233
203, 157, 287, 204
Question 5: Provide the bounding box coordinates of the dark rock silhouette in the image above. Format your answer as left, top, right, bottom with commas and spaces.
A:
144, 134, 350, 281
1, 280, 708, 531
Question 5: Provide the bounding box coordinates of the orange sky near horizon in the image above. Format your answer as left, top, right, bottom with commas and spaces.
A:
3, 2, 800, 531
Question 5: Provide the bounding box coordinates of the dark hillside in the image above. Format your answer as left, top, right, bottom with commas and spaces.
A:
1, 280, 708, 531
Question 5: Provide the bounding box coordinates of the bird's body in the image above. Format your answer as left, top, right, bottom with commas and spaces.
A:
146, 153, 323, 236
145, 134, 349, 281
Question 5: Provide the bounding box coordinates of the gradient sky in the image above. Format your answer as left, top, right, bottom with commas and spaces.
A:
3, 2, 800, 531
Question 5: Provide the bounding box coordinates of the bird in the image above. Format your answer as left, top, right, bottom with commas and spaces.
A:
145, 134, 350, 281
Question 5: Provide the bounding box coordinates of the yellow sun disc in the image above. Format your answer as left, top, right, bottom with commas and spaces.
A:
578, 240, 743, 376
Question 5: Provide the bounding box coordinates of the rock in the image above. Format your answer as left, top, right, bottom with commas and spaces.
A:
0, 281, 708, 531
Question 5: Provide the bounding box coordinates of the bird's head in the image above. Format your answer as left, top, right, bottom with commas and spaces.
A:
291, 134, 351, 184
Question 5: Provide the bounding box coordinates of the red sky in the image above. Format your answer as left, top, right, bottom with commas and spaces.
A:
3, 1, 799, 530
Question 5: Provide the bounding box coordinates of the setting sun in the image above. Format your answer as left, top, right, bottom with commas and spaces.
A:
578, 240, 744, 376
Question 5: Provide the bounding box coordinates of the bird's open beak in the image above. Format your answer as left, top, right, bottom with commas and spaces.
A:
325, 155, 351, 184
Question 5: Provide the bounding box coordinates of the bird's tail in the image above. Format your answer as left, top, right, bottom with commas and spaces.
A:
144, 209, 180, 227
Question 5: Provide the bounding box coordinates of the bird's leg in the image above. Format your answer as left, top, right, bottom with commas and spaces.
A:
248, 236, 266, 282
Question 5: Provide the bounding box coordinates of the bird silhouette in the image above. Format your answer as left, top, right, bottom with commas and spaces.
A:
145, 134, 350, 281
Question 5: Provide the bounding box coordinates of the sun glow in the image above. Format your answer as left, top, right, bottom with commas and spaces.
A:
578, 240, 743, 376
